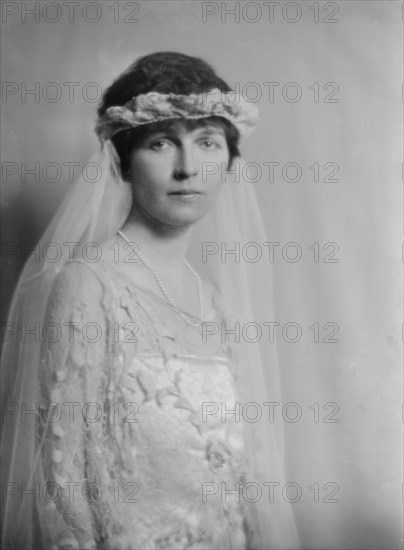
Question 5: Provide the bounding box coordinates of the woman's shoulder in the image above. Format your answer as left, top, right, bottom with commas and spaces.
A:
50, 259, 109, 306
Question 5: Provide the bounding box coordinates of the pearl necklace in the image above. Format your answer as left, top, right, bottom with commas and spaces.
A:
117, 230, 205, 327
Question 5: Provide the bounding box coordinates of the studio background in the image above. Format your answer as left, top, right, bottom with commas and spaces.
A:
1, 1, 402, 548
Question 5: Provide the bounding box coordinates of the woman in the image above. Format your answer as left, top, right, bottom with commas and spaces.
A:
1, 52, 300, 550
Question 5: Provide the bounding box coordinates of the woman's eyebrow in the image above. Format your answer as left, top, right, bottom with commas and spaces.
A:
146, 127, 225, 140
147, 131, 172, 138
143, 131, 178, 143
194, 126, 225, 136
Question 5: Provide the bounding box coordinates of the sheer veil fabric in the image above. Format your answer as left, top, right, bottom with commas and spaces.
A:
0, 141, 300, 549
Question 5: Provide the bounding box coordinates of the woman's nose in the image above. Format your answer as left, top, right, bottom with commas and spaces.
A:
173, 145, 198, 180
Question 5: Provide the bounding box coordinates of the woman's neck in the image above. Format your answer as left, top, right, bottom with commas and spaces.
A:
119, 217, 194, 277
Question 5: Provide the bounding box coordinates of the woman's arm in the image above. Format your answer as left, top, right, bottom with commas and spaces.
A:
38, 261, 108, 550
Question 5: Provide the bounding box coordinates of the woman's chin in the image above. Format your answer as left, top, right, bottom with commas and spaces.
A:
160, 206, 212, 227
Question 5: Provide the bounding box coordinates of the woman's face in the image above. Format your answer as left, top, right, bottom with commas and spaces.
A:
126, 121, 230, 228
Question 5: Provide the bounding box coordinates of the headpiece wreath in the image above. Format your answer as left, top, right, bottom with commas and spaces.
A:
95, 88, 259, 141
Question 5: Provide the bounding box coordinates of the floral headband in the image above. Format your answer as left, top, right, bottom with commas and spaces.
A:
95, 88, 259, 142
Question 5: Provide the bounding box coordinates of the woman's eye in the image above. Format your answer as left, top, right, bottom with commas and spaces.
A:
200, 139, 220, 149
150, 140, 169, 150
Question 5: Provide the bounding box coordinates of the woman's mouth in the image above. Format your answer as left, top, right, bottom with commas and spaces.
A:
168, 190, 202, 201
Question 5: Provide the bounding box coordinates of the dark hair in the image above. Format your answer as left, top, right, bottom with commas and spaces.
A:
97, 52, 240, 175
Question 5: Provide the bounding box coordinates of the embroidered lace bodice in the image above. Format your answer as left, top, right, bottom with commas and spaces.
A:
38, 259, 249, 550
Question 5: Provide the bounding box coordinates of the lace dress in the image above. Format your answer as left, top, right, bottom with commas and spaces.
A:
38, 259, 249, 550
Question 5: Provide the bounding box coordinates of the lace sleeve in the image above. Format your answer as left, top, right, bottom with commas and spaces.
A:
38, 261, 108, 550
